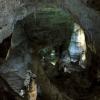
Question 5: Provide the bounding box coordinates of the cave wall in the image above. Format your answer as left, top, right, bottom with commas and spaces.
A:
0, 8, 74, 95
0, 0, 100, 99
0, 0, 39, 43
0, 0, 100, 52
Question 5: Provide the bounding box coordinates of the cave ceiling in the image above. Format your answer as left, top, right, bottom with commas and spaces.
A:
0, 0, 100, 44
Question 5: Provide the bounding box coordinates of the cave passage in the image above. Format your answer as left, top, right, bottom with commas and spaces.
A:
0, 3, 100, 100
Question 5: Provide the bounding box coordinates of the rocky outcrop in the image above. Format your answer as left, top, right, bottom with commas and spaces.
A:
0, 0, 39, 43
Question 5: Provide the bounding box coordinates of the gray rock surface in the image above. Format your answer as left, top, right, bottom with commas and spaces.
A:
0, 5, 73, 94
0, 0, 37, 43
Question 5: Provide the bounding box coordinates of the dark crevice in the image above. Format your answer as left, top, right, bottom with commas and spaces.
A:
0, 35, 11, 64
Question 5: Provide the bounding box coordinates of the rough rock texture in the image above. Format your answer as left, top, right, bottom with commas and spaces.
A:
0, 0, 63, 43
0, 42, 33, 94
0, 7, 73, 95
0, 0, 100, 50
0, 0, 38, 43
19, 8, 73, 46
63, 0, 100, 53
0, 0, 100, 99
